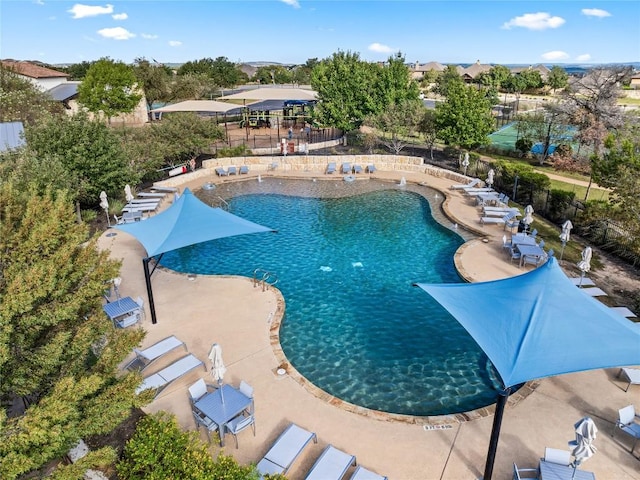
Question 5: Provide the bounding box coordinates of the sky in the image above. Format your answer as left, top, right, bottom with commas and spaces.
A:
1, 1, 639, 66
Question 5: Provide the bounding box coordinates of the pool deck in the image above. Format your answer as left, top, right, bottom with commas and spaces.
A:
98, 167, 640, 480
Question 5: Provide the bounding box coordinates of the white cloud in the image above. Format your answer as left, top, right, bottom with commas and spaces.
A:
97, 27, 135, 40
502, 12, 565, 30
141, 33, 158, 40
112, 13, 128, 20
581, 8, 611, 18
575, 53, 592, 62
541, 50, 570, 61
368, 42, 394, 54
168, 40, 182, 47
281, 0, 300, 8
35, 0, 45, 5
68, 4, 114, 19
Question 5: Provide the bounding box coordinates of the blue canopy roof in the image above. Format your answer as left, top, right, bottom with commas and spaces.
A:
417, 258, 640, 388
115, 188, 274, 257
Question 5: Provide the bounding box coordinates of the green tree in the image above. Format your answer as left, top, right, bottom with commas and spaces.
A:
117, 412, 269, 480
372, 52, 421, 110
0, 181, 146, 479
77, 57, 143, 123
479, 65, 511, 90
0, 66, 63, 125
433, 65, 464, 97
515, 108, 571, 165
24, 112, 135, 206
178, 57, 247, 89
253, 65, 293, 85
60, 60, 95, 80
546, 66, 568, 93
518, 69, 544, 91
133, 57, 172, 117
418, 109, 438, 160
311, 50, 378, 131
434, 81, 494, 150
365, 99, 424, 154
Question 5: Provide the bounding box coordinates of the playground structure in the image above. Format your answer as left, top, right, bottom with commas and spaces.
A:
239, 99, 317, 130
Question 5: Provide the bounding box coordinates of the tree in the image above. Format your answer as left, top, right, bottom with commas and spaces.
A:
60, 60, 95, 80
177, 57, 247, 89
515, 108, 572, 165
77, 57, 142, 124
371, 52, 421, 110
365, 99, 424, 154
434, 81, 494, 150
0, 179, 146, 479
311, 50, 378, 131
479, 65, 511, 90
133, 57, 172, 117
418, 109, 438, 160
0, 66, 63, 125
253, 65, 293, 85
432, 65, 464, 97
546, 66, 568, 93
24, 112, 135, 206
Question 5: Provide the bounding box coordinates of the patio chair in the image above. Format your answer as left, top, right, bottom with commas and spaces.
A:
619, 368, 640, 392
522, 254, 542, 269
502, 234, 512, 253
228, 166, 238, 175
326, 162, 337, 174
135, 354, 205, 397
239, 165, 249, 174
505, 215, 520, 232
192, 409, 219, 443
537, 240, 545, 249
115, 311, 141, 328
188, 378, 217, 405
341, 163, 351, 174
512, 462, 539, 480
215, 167, 228, 176
366, 164, 376, 174
257, 423, 318, 477
239, 380, 254, 415
353, 164, 363, 174
124, 335, 187, 372
304, 445, 356, 480
530, 229, 538, 238
226, 411, 256, 448
135, 296, 146, 321
349, 465, 388, 480
450, 178, 480, 190
508, 245, 522, 264
543, 447, 571, 466
613, 405, 640, 454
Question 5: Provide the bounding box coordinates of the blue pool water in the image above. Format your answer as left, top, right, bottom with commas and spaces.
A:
161, 180, 501, 415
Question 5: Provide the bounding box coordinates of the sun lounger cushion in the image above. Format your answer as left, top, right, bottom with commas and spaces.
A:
450, 178, 480, 190
353, 165, 363, 174
257, 423, 317, 476
215, 167, 228, 176
350, 466, 388, 480
239, 165, 249, 174
125, 335, 187, 371
610, 306, 637, 318
136, 354, 204, 396
305, 445, 356, 480
326, 163, 336, 174
228, 166, 237, 175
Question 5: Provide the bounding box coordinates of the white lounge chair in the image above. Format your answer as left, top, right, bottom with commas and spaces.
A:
568, 277, 596, 287
136, 354, 205, 397
619, 367, 640, 392
613, 405, 640, 454
610, 306, 637, 319
304, 445, 356, 480
450, 178, 480, 190
350, 465, 388, 480
124, 335, 187, 371
257, 423, 318, 477
480, 211, 516, 227
580, 287, 608, 297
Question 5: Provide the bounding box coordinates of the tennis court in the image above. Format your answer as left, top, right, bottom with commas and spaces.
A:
488, 122, 520, 151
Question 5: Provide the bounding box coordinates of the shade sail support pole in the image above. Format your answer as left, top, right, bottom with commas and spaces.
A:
483, 388, 510, 480
142, 257, 158, 324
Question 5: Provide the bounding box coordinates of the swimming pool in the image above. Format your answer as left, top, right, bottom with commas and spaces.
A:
161, 178, 502, 416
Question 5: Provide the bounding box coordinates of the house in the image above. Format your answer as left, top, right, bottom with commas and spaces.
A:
461, 60, 493, 82
1, 60, 69, 91
410, 61, 445, 81
510, 64, 551, 81
630, 73, 640, 89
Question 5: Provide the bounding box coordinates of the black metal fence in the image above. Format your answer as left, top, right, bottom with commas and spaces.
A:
215, 127, 343, 152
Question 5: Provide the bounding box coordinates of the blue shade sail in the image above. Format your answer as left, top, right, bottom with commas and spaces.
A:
115, 188, 274, 258
416, 258, 640, 388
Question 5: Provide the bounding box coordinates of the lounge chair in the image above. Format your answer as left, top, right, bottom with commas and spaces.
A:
353, 165, 363, 174
450, 178, 480, 190
479, 211, 517, 227
227, 166, 238, 175
257, 423, 318, 477
239, 165, 249, 174
619, 367, 640, 392
579, 287, 608, 297
610, 306, 637, 318
613, 405, 640, 454
326, 162, 337, 174
569, 277, 596, 287
125, 335, 187, 371
215, 167, 228, 176
341, 163, 351, 174
135, 354, 205, 397
512, 462, 539, 480
304, 445, 356, 480
350, 465, 388, 480
366, 164, 376, 173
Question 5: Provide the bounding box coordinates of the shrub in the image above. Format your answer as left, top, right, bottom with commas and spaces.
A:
547, 189, 576, 223
216, 144, 250, 158
515, 137, 533, 156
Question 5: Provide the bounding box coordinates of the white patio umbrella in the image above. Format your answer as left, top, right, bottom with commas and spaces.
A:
486, 169, 495, 187
462, 152, 470, 176
559, 220, 573, 261
577, 246, 592, 287
99, 191, 110, 227
208, 343, 227, 401
568, 417, 597, 479
522, 205, 534, 232
124, 184, 134, 203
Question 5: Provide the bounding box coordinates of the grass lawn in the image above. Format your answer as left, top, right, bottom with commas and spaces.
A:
547, 178, 610, 202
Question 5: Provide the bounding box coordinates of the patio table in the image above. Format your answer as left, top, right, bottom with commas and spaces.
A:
512, 234, 537, 246
102, 296, 140, 326
516, 244, 545, 267
476, 192, 500, 206
539, 460, 595, 480
194, 384, 252, 446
